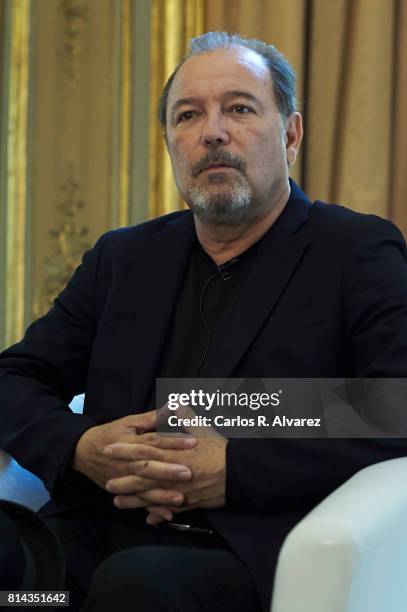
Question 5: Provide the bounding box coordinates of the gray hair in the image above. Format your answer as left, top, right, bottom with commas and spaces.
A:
157, 31, 297, 132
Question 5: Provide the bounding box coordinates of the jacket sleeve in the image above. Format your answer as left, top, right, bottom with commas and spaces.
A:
0, 234, 112, 504
225, 217, 407, 513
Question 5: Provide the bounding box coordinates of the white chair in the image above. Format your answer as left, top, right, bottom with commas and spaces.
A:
271, 456, 407, 612
1, 395, 407, 612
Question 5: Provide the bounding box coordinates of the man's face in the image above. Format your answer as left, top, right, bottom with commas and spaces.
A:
165, 46, 300, 226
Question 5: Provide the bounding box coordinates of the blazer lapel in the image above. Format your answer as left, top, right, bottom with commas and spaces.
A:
203, 183, 312, 378
130, 212, 195, 409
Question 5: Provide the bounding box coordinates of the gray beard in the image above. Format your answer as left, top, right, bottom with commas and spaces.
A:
187, 176, 252, 226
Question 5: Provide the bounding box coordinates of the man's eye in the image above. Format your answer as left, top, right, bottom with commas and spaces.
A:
232, 105, 252, 114
177, 110, 195, 123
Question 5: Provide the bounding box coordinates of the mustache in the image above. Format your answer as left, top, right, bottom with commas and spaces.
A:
191, 151, 247, 178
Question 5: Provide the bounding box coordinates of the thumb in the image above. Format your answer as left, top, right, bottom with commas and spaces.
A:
122, 410, 157, 433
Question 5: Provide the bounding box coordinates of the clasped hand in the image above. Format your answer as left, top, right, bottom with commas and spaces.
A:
104, 432, 226, 523
72, 410, 227, 525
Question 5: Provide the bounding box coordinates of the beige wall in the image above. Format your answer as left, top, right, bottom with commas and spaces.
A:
0, 0, 135, 347
29, 0, 118, 318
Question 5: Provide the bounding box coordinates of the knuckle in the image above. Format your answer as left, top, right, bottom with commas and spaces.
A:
133, 459, 149, 474
130, 460, 147, 475
130, 475, 141, 488
128, 460, 139, 474
135, 446, 150, 460
146, 490, 164, 503
143, 432, 157, 444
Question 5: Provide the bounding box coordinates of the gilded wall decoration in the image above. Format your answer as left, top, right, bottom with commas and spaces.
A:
33, 166, 90, 318
28, 0, 127, 330
117, 0, 131, 227
4, 0, 31, 347
58, 0, 88, 87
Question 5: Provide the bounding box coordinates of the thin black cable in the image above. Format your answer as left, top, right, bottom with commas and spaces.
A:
196, 270, 220, 377
196, 258, 239, 377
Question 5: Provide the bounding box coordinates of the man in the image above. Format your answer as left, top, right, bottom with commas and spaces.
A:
1, 31, 407, 612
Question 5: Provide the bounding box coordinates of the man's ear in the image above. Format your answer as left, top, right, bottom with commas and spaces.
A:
285, 112, 303, 166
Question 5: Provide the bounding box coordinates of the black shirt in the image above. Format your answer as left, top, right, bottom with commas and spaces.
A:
158, 237, 261, 379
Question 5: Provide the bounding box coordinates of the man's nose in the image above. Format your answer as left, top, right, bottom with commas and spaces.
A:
200, 112, 231, 147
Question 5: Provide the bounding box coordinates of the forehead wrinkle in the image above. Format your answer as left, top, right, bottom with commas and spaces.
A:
177, 58, 269, 93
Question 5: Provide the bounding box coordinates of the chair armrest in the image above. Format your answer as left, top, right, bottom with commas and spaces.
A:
0, 454, 50, 511
271, 457, 407, 612
0, 395, 85, 510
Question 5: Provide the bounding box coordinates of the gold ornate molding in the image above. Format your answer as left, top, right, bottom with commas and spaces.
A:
148, 0, 205, 218
5, 0, 31, 346
58, 0, 87, 88
33, 165, 90, 318
118, 0, 131, 227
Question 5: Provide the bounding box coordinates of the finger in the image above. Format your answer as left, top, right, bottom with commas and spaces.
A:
120, 410, 157, 433
145, 506, 173, 524
103, 436, 196, 459
105, 465, 190, 494
146, 514, 164, 526
113, 495, 149, 510
104, 453, 192, 482
130, 459, 192, 481
146, 505, 173, 518
169, 504, 196, 513
137, 432, 198, 450
106, 474, 159, 494
133, 410, 157, 434
103, 442, 166, 462
147, 504, 196, 517
114, 489, 185, 509
145, 504, 196, 524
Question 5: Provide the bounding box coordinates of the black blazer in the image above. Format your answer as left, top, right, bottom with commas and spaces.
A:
1, 181, 407, 611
